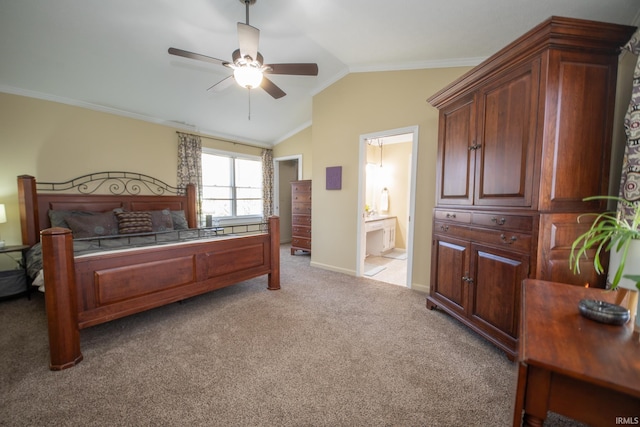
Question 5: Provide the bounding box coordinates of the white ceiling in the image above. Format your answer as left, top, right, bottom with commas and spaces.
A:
1, 0, 639, 147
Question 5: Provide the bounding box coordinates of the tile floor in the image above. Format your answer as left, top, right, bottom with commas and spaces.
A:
364, 249, 407, 287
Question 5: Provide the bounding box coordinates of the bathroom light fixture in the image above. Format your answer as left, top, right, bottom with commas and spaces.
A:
366, 137, 384, 167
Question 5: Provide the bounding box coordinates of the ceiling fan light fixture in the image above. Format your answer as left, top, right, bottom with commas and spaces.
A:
234, 66, 263, 89
168, 0, 317, 100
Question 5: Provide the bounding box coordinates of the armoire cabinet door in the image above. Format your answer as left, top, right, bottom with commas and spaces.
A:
537, 50, 616, 212
474, 60, 540, 207
436, 95, 476, 205
469, 244, 529, 344
429, 234, 470, 318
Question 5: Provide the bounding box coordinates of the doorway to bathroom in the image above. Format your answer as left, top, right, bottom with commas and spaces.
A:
273, 155, 302, 244
356, 126, 418, 288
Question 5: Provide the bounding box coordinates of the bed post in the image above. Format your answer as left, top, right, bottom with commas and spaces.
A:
41, 228, 83, 370
17, 175, 40, 247
186, 183, 198, 228
268, 216, 280, 290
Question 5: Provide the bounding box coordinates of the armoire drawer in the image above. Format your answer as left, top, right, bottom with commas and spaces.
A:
472, 213, 533, 232
433, 221, 467, 236
434, 210, 471, 224
434, 221, 531, 253
470, 228, 532, 253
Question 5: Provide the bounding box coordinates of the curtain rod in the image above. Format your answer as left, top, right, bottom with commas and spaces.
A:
175, 131, 269, 150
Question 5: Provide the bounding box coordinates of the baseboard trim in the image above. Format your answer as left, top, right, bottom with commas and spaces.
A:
411, 283, 429, 294
309, 261, 355, 276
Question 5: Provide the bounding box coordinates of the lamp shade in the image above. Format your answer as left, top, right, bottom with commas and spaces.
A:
234, 66, 263, 89
0, 204, 6, 224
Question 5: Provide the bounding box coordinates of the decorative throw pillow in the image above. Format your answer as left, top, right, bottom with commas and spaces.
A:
170, 210, 189, 230
64, 212, 119, 238
149, 209, 174, 232
115, 211, 153, 234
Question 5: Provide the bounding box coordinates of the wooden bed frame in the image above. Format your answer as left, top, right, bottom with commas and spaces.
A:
17, 173, 280, 370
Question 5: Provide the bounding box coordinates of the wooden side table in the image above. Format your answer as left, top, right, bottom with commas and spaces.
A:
513, 279, 640, 426
0, 244, 31, 300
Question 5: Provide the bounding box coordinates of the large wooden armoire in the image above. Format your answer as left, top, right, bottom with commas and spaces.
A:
426, 16, 635, 359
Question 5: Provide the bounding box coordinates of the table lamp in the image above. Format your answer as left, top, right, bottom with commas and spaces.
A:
0, 204, 6, 248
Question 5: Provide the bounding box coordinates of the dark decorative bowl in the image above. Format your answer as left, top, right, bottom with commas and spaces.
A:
578, 299, 630, 326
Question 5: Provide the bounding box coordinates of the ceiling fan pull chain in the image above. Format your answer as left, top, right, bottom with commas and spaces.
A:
248, 88, 251, 120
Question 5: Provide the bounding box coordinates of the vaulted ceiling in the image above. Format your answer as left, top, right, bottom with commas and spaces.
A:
1, 0, 639, 146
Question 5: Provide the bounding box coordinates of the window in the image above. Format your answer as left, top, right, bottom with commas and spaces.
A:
201, 149, 263, 222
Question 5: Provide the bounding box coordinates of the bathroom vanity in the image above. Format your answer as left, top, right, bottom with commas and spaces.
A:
365, 216, 396, 256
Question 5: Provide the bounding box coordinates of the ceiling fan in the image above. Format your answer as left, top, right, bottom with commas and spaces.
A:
168, 0, 318, 99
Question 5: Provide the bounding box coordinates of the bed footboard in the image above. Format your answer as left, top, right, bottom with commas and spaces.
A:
41, 216, 280, 371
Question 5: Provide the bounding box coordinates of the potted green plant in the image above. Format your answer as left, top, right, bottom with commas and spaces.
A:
570, 195, 640, 292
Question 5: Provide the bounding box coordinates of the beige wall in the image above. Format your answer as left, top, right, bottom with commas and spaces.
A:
273, 126, 312, 180
309, 68, 472, 289
0, 92, 260, 250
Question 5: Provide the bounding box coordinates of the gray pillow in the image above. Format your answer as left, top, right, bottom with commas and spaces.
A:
149, 209, 174, 232
64, 212, 119, 238
171, 210, 189, 230
48, 210, 96, 229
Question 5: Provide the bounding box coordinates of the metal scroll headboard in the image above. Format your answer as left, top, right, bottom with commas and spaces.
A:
36, 172, 183, 196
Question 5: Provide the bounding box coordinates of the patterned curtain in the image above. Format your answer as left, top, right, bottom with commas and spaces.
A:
177, 132, 203, 222
262, 148, 274, 219
618, 30, 640, 219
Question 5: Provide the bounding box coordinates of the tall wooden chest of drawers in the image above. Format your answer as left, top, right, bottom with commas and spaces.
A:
291, 180, 311, 255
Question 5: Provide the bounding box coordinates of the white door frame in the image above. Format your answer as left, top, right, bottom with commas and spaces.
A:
273, 154, 302, 216
356, 126, 419, 288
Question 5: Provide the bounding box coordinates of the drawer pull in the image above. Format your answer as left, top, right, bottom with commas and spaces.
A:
445, 213, 456, 219
467, 143, 482, 151
462, 276, 474, 284
500, 234, 517, 244
440, 225, 449, 232
491, 216, 506, 225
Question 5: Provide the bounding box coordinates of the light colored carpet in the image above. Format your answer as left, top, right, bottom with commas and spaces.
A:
0, 244, 584, 426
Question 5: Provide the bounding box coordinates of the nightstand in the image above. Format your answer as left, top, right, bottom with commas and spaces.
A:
0, 244, 30, 300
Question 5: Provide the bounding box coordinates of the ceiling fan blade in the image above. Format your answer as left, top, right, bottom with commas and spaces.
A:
207, 75, 235, 92
168, 47, 227, 67
237, 23, 259, 62
261, 76, 286, 99
264, 63, 319, 76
